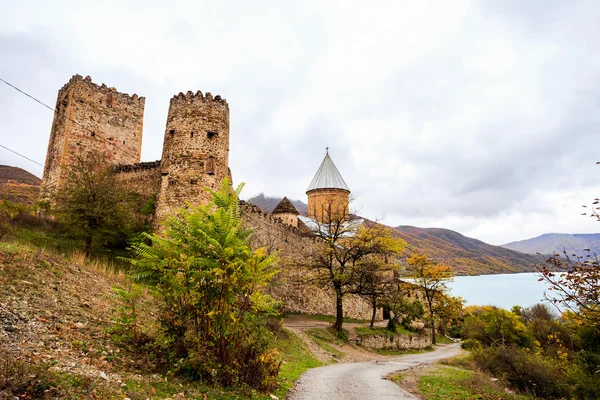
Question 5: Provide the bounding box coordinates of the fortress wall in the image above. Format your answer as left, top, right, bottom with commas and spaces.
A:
114, 160, 162, 198
241, 201, 381, 321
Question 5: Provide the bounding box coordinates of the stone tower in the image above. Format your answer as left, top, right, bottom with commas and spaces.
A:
306, 150, 350, 223
39, 75, 145, 204
155, 91, 231, 221
272, 197, 299, 228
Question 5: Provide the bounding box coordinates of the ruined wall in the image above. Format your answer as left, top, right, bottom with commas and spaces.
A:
307, 188, 350, 223
40, 75, 145, 204
155, 91, 230, 221
114, 161, 162, 198
241, 201, 381, 321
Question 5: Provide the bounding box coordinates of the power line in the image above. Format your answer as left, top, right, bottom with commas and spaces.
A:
0, 77, 139, 161
0, 144, 44, 167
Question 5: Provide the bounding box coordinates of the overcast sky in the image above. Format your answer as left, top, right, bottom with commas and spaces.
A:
1, 0, 599, 245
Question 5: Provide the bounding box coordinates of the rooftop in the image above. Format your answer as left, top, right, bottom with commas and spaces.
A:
306, 151, 350, 193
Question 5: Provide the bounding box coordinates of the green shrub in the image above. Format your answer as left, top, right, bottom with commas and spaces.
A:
123, 179, 281, 391
460, 338, 481, 350
473, 344, 575, 398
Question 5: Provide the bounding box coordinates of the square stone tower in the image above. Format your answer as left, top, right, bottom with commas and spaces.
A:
39, 75, 145, 204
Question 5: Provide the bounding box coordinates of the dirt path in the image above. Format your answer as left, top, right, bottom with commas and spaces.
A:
283, 315, 389, 363
287, 343, 461, 400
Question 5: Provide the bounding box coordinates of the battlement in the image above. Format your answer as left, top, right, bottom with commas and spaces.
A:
169, 90, 228, 107
240, 200, 316, 240
113, 160, 161, 173
57, 74, 145, 106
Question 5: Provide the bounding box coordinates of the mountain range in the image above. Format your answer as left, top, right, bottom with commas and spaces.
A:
502, 233, 600, 257
247, 194, 540, 275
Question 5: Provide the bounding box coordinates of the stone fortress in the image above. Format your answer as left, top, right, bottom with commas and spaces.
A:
39, 74, 378, 320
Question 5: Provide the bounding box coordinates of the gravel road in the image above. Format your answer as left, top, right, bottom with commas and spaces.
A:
287, 343, 461, 400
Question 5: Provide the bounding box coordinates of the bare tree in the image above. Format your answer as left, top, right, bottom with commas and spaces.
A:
304, 199, 405, 332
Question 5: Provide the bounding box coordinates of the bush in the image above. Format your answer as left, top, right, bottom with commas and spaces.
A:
0, 355, 60, 398
473, 344, 576, 398
460, 338, 481, 350
123, 179, 281, 391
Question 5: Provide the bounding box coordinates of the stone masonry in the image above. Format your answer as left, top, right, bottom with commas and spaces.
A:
307, 188, 350, 223
155, 91, 231, 221
40, 74, 378, 321
40, 75, 144, 204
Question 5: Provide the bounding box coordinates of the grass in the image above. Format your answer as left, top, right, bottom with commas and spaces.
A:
435, 334, 455, 344
389, 354, 534, 400
298, 313, 371, 324
272, 328, 323, 398
355, 325, 418, 337
305, 328, 346, 359
370, 347, 433, 356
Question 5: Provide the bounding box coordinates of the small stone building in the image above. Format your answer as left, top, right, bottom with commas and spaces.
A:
271, 197, 299, 228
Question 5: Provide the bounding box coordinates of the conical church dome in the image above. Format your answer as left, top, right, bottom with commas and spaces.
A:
306, 153, 350, 193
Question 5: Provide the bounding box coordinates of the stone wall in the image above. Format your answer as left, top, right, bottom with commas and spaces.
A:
114, 161, 162, 198
40, 75, 145, 204
307, 188, 350, 223
241, 201, 381, 321
155, 91, 231, 221
356, 332, 431, 350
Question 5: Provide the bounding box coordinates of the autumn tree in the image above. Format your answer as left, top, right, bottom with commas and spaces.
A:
538, 250, 600, 329
53, 152, 138, 257
306, 206, 406, 333
407, 254, 455, 344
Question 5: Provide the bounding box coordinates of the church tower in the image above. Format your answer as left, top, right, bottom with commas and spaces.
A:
306, 150, 350, 223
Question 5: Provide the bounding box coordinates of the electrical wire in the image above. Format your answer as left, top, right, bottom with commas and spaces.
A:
0, 77, 140, 161
0, 144, 44, 167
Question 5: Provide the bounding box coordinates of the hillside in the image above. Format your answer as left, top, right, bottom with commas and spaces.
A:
393, 226, 540, 275
0, 165, 41, 205
248, 193, 308, 215
502, 233, 600, 256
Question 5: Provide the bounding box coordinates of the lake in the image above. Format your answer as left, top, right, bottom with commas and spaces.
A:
447, 272, 553, 310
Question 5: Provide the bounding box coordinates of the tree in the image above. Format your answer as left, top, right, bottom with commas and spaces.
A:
407, 254, 454, 344
53, 152, 138, 257
352, 256, 397, 328
378, 289, 424, 332
538, 250, 600, 329
124, 179, 281, 389
305, 205, 406, 333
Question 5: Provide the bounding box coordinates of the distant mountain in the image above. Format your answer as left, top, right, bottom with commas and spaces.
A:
393, 226, 540, 275
0, 165, 41, 206
502, 233, 600, 256
248, 194, 308, 215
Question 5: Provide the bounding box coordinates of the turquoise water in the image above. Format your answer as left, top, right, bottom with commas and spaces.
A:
447, 272, 553, 310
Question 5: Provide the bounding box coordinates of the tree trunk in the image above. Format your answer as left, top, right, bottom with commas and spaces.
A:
85, 234, 92, 258
430, 316, 436, 345
334, 287, 344, 332
370, 296, 377, 328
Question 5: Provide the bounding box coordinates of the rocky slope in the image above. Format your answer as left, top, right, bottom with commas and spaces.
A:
0, 165, 41, 205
